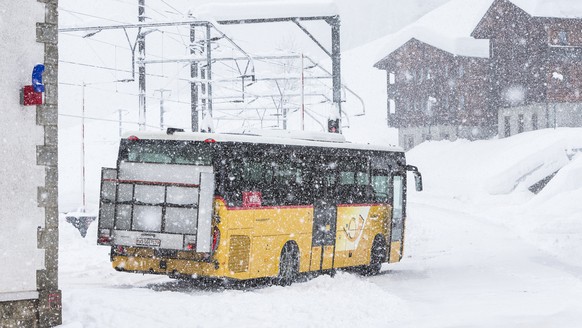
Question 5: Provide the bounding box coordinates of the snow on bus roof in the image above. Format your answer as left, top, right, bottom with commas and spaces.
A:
190, 0, 339, 21
122, 130, 402, 153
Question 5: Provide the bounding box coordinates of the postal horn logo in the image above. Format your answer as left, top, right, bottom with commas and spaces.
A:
343, 214, 365, 242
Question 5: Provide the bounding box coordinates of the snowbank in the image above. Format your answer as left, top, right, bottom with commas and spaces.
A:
407, 128, 582, 197
407, 127, 582, 266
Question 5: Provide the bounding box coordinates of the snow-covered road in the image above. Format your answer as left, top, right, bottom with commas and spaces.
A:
380, 195, 582, 327
59, 190, 582, 328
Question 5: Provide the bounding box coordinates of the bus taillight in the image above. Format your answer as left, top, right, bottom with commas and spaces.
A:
128, 135, 139, 141
116, 245, 127, 255
98, 229, 112, 245
212, 227, 220, 252
204, 138, 216, 143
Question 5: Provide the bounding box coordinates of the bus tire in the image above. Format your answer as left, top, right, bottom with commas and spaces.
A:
276, 242, 299, 286
364, 236, 386, 276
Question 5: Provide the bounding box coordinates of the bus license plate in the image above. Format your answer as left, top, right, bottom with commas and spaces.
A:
136, 238, 161, 247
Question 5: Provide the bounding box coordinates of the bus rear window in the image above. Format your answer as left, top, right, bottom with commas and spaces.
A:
120, 140, 211, 165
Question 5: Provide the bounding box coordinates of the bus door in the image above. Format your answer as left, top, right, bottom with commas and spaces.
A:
389, 173, 405, 262
97, 162, 215, 254
310, 160, 337, 271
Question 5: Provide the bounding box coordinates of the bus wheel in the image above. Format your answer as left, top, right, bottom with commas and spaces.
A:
276, 242, 299, 286
364, 236, 386, 276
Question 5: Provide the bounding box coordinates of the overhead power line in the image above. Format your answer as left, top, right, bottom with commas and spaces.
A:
58, 7, 132, 25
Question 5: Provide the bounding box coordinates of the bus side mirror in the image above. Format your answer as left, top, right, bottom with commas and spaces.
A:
406, 165, 423, 192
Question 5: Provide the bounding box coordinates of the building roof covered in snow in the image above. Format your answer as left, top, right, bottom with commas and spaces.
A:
373, 0, 493, 66
509, 0, 582, 19
190, 0, 339, 22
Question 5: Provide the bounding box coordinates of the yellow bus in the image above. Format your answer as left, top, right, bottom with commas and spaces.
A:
97, 130, 422, 284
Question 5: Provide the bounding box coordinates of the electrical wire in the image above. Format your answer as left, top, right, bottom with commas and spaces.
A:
59, 7, 133, 25
110, 0, 173, 20
160, 0, 184, 16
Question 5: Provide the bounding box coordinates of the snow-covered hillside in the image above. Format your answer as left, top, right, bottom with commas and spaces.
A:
59, 128, 582, 327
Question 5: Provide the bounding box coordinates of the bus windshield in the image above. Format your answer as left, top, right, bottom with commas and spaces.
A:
119, 140, 211, 165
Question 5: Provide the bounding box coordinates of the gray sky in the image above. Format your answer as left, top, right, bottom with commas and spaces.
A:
60, 0, 450, 50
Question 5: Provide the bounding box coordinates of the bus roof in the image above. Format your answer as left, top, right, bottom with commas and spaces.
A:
122, 130, 403, 153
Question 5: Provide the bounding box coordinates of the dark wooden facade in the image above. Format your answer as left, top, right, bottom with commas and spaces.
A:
374, 38, 493, 136
472, 0, 582, 107
374, 0, 582, 146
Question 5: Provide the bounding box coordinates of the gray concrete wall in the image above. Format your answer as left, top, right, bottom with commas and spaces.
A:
499, 102, 582, 137
399, 125, 493, 150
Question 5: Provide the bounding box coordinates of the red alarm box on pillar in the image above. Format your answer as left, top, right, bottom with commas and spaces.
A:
21, 85, 44, 106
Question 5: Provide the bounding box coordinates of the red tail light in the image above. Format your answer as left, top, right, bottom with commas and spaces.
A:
204, 138, 216, 143
116, 245, 126, 255
128, 135, 139, 141
186, 243, 196, 250
98, 236, 111, 244
212, 227, 220, 252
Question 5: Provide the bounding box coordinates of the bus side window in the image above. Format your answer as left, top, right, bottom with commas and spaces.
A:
338, 159, 374, 204
272, 156, 309, 205
371, 171, 390, 203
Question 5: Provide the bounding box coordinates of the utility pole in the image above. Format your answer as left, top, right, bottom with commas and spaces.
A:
137, 0, 147, 131
206, 23, 213, 117
81, 82, 87, 211
301, 52, 305, 131
190, 24, 199, 132
329, 15, 341, 133
116, 109, 129, 137
154, 89, 171, 130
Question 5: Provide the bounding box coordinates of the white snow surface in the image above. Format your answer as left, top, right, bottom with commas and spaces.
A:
374, 0, 492, 63
192, 0, 338, 21
59, 128, 582, 327
510, 0, 582, 18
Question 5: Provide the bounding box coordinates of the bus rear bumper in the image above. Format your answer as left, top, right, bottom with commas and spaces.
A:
112, 255, 220, 278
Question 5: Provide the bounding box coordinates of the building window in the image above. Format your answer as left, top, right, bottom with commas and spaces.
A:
459, 95, 465, 110
532, 113, 538, 130
405, 135, 414, 150
389, 72, 396, 85
389, 99, 396, 114
558, 31, 569, 45
518, 114, 525, 133
405, 70, 413, 83
504, 116, 511, 137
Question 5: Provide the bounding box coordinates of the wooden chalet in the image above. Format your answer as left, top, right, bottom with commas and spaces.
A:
374, 0, 493, 150
472, 0, 582, 137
